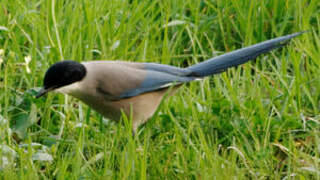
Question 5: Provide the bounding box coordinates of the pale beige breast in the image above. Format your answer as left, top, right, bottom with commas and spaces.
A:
71, 85, 180, 131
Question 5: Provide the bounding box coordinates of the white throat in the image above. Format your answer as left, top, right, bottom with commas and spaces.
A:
55, 82, 81, 95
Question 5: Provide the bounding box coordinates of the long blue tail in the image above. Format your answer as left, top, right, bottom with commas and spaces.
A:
186, 31, 306, 77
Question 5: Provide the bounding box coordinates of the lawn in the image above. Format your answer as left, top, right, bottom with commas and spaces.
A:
0, 0, 319, 179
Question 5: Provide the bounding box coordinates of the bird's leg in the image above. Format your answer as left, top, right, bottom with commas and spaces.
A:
132, 122, 139, 137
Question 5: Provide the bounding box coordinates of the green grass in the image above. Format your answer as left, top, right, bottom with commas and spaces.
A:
0, 0, 319, 179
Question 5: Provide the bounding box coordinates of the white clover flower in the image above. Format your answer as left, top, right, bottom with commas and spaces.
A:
0, 49, 4, 65
24, 55, 31, 74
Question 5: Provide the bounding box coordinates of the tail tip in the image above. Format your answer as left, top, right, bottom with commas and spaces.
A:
292, 30, 311, 37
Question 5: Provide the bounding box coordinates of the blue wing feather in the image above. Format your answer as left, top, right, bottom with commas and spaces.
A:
142, 63, 192, 76
118, 70, 195, 98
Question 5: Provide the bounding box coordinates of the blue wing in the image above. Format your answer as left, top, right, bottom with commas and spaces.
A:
118, 69, 195, 99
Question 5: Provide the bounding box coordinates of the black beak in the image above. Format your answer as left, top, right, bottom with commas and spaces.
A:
35, 87, 53, 98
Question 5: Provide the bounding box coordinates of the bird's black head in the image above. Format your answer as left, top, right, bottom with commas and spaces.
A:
36, 60, 86, 98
